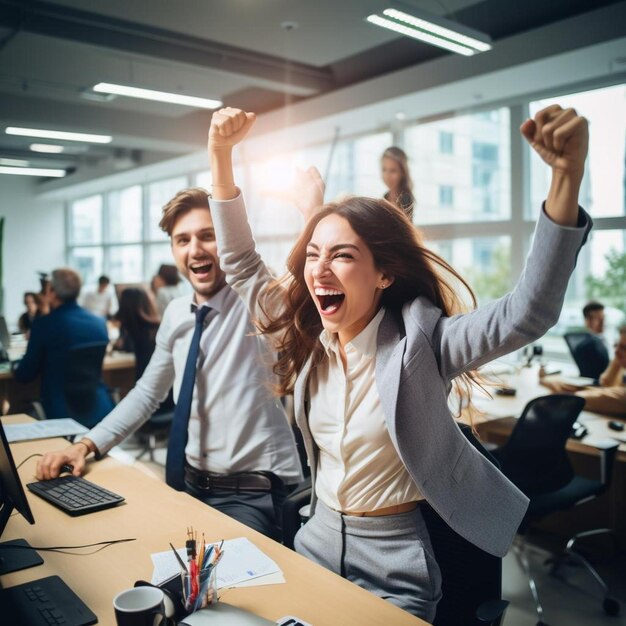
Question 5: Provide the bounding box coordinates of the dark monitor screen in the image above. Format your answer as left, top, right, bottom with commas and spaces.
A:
0, 420, 35, 538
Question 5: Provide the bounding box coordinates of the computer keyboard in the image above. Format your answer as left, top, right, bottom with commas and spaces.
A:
0, 575, 97, 625
27, 475, 124, 516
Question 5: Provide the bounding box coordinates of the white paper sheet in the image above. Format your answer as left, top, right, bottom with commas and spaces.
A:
4, 418, 88, 443
151, 537, 282, 589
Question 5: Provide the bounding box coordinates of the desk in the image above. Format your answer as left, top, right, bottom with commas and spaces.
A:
0, 415, 425, 626
0, 352, 136, 415
468, 365, 626, 544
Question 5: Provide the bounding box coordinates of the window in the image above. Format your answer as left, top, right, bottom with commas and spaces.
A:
529, 83, 626, 219
439, 131, 454, 154
67, 176, 190, 286
439, 185, 454, 207
148, 177, 188, 241
108, 186, 142, 243
429, 236, 511, 305
69, 195, 102, 245
404, 108, 511, 224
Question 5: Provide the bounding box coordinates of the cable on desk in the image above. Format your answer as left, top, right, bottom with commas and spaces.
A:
16, 453, 43, 470
0, 537, 137, 555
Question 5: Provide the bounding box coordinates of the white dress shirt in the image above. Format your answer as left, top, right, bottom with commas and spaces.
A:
308, 307, 423, 512
87, 283, 302, 484
80, 287, 117, 318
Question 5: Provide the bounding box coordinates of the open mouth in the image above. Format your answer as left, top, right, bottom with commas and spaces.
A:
315, 288, 345, 316
190, 263, 213, 275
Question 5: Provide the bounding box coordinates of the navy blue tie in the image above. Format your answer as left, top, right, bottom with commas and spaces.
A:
166, 305, 211, 490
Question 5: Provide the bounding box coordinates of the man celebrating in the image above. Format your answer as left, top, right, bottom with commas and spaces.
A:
36, 188, 303, 540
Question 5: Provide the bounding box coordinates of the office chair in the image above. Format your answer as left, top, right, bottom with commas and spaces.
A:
282, 424, 509, 626
564, 332, 610, 381
134, 391, 175, 464
63, 342, 114, 427
491, 394, 620, 626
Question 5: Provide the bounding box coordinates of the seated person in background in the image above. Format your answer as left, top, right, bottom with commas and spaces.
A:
543, 325, 626, 417
81, 275, 118, 319
381, 146, 415, 221
153, 263, 187, 316
116, 287, 161, 379
18, 292, 45, 337
564, 300, 610, 379
13, 269, 114, 425
35, 188, 303, 542
38, 274, 52, 316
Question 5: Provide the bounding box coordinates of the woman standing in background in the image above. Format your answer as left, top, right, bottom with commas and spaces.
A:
381, 146, 416, 221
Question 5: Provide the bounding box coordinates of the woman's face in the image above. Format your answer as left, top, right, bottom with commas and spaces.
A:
24, 294, 37, 313
304, 214, 390, 345
381, 157, 402, 192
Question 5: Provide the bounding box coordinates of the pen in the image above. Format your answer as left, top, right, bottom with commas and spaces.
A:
169, 542, 188, 573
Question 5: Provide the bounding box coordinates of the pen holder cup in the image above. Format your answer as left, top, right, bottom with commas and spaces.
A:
182, 566, 218, 613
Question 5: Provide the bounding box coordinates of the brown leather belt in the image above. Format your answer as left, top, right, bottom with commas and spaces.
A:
184, 465, 274, 492
341, 501, 419, 517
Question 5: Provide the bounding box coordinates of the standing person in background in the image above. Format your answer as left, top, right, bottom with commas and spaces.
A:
381, 146, 416, 221
154, 264, 188, 316
81, 275, 118, 319
18, 292, 45, 337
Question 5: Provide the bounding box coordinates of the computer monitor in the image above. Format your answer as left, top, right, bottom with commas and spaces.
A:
0, 316, 11, 350
0, 420, 42, 575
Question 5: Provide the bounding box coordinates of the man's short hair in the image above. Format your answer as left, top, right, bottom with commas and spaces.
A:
51, 268, 82, 303
98, 275, 110, 286
159, 188, 210, 237
583, 301, 604, 319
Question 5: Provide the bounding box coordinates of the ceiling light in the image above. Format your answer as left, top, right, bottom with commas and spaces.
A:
6, 127, 112, 144
93, 83, 222, 109
30, 143, 65, 154
0, 166, 66, 177
0, 158, 29, 167
367, 7, 492, 56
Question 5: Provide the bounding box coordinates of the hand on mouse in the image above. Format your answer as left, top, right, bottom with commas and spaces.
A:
36, 440, 95, 480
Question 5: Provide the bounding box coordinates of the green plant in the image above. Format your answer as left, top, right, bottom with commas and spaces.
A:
585, 249, 626, 317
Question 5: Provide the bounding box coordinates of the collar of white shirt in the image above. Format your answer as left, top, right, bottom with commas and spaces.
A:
319, 306, 385, 359
189, 282, 230, 315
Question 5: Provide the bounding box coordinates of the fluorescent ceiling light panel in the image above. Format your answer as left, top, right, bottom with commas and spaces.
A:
93, 83, 222, 109
6, 127, 112, 144
0, 158, 29, 167
0, 166, 66, 177
30, 143, 65, 153
367, 7, 492, 56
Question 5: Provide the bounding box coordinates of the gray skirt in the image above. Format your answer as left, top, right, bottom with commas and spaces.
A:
294, 500, 442, 623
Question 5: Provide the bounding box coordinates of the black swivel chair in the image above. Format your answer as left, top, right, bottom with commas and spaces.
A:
564, 332, 610, 381
492, 394, 620, 626
282, 424, 509, 626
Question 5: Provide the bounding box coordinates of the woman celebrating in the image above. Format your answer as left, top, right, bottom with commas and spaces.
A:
381, 146, 416, 220
207, 105, 590, 621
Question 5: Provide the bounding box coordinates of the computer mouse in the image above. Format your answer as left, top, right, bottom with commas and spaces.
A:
59, 464, 74, 475
495, 386, 517, 396
608, 420, 625, 432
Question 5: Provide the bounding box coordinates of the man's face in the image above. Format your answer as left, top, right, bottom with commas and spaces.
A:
170, 208, 226, 303
586, 310, 605, 334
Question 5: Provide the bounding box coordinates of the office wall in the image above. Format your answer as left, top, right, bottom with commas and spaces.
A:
0, 176, 65, 328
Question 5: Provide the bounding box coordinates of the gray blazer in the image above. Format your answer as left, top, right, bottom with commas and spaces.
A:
210, 193, 591, 558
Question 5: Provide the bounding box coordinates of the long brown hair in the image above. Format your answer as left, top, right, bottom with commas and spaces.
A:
257, 196, 483, 414
382, 146, 415, 220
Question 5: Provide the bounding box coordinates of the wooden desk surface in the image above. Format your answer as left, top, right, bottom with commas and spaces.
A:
0, 351, 136, 380
1, 414, 425, 626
